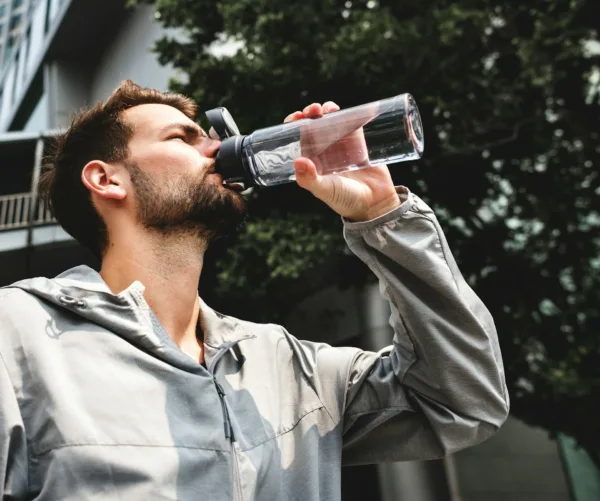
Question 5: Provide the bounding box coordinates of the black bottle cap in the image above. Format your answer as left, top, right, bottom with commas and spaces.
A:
214, 135, 254, 185
205, 107, 240, 139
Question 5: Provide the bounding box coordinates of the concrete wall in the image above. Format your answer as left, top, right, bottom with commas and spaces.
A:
22, 91, 48, 132
45, 60, 91, 128
0, 225, 71, 253
453, 417, 571, 501
89, 5, 182, 103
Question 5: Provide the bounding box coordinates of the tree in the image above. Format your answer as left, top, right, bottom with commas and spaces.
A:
134, 0, 600, 466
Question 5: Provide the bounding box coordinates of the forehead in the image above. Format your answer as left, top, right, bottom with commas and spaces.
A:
122, 103, 196, 134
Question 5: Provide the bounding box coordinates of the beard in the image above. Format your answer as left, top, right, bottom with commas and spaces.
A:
126, 160, 246, 241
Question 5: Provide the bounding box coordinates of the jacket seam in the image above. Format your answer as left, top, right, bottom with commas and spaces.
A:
345, 405, 414, 420
281, 327, 337, 427
239, 406, 325, 452
318, 396, 336, 427
381, 283, 417, 383
341, 349, 362, 431
32, 442, 229, 457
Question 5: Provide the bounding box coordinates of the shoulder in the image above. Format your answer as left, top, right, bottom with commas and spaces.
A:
0, 286, 41, 310
0, 286, 31, 307
0, 286, 53, 349
231, 316, 289, 344
232, 314, 360, 370
0, 287, 19, 300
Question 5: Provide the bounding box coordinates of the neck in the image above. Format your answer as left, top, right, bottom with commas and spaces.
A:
100, 228, 208, 356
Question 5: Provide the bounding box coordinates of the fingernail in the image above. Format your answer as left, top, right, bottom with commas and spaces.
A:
295, 164, 307, 174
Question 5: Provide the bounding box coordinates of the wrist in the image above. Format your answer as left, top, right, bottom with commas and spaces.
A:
347, 195, 402, 222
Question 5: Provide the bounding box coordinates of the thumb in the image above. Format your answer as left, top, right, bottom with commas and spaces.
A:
294, 158, 328, 197
294, 157, 355, 216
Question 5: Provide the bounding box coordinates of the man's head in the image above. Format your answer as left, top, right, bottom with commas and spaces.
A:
38, 80, 246, 259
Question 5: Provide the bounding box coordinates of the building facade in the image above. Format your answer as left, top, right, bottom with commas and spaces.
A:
0, 1, 596, 500
0, 0, 32, 69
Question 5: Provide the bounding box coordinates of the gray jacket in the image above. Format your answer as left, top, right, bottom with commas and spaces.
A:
0, 189, 509, 500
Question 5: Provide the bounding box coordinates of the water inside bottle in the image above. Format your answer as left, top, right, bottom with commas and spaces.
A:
246, 94, 423, 186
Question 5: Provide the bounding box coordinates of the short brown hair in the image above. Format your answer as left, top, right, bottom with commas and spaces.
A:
37, 80, 198, 259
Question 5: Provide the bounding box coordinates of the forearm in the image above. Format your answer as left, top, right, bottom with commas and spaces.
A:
343, 187, 509, 431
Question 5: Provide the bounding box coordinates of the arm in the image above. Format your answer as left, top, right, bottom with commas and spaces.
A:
286, 101, 508, 464
339, 187, 509, 464
0, 352, 28, 499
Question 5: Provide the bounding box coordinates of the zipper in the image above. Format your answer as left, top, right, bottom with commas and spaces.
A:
214, 379, 242, 501
214, 379, 235, 440
210, 338, 255, 501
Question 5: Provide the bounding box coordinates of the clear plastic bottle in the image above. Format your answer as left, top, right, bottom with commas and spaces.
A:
211, 93, 424, 188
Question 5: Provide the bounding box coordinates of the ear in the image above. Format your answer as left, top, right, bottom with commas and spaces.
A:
81, 160, 127, 201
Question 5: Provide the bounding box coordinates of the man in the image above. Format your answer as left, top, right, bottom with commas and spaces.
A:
0, 81, 509, 500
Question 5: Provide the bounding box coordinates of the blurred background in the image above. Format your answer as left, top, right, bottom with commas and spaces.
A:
0, 0, 598, 499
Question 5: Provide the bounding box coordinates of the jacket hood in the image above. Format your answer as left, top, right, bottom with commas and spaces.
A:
5, 265, 253, 370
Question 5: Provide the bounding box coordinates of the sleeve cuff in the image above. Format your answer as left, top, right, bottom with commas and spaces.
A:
343, 186, 414, 231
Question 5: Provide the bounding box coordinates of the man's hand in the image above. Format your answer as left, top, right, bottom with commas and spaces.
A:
284, 102, 400, 222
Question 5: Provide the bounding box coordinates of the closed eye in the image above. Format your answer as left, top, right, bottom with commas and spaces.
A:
168, 134, 187, 141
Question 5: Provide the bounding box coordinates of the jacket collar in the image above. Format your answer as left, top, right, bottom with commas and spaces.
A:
8, 265, 253, 351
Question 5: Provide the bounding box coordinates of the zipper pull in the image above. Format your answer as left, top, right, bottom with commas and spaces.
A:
215, 380, 235, 441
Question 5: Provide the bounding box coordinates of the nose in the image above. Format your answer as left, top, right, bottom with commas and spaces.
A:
200, 137, 222, 158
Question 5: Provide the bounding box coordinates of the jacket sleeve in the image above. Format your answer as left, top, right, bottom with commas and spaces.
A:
304, 187, 509, 465
0, 352, 28, 500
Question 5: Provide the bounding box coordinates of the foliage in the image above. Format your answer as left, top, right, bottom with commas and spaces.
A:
133, 0, 600, 466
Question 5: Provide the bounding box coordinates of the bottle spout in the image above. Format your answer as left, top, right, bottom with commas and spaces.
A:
214, 135, 253, 185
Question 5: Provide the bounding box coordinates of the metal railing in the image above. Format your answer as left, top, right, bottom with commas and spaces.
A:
0, 192, 56, 230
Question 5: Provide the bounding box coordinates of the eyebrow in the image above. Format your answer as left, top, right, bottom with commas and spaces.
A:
161, 123, 209, 139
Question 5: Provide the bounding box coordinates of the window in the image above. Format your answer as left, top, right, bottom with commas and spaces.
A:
9, 13, 22, 30
11, 47, 20, 103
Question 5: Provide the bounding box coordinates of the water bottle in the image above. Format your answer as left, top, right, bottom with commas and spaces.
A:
205, 93, 424, 189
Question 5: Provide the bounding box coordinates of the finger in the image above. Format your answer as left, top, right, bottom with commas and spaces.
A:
294, 158, 333, 203
284, 111, 304, 123
302, 103, 323, 118
322, 101, 340, 114
294, 157, 319, 189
